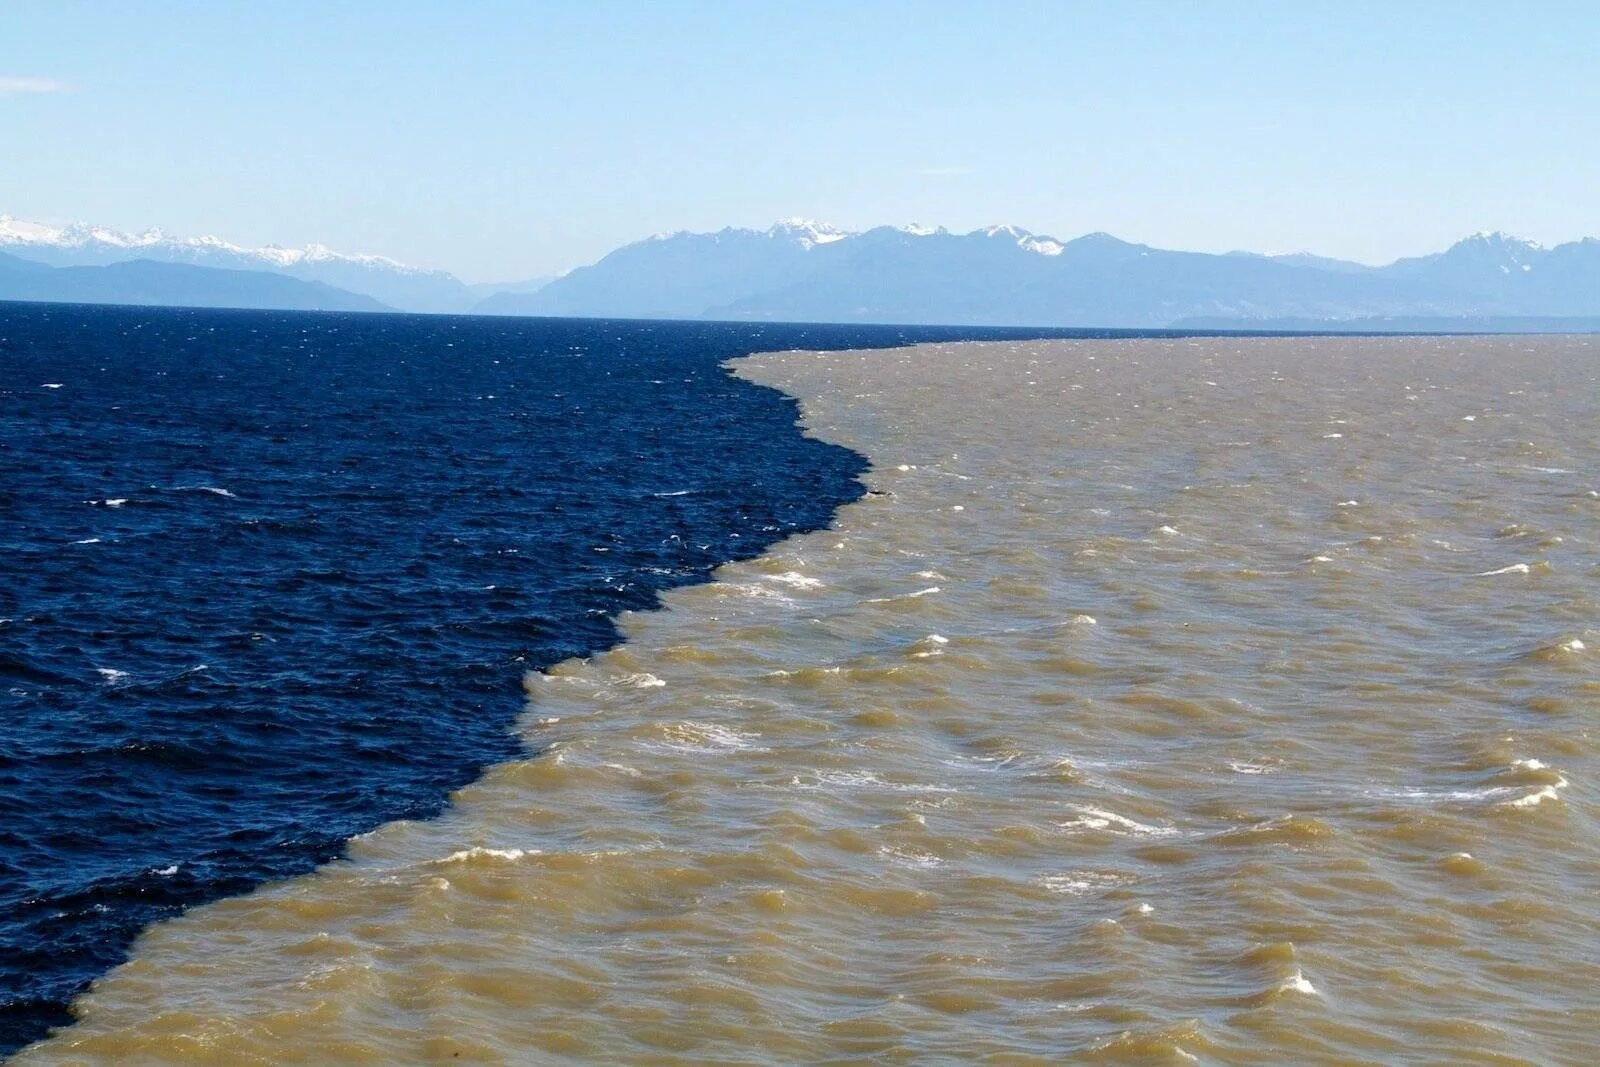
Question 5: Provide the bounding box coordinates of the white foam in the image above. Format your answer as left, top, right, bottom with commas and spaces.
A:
790, 769, 956, 794
1228, 760, 1272, 775
1280, 971, 1319, 995
621, 673, 666, 689
1506, 781, 1566, 808
1060, 806, 1177, 837
866, 586, 942, 604
95, 667, 129, 685
435, 846, 534, 864
73, 538, 101, 545
1041, 871, 1130, 895
1474, 563, 1530, 576
41, 383, 63, 389
766, 571, 823, 590
650, 721, 763, 754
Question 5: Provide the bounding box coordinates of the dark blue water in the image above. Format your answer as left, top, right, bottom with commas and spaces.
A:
0, 303, 1166, 1053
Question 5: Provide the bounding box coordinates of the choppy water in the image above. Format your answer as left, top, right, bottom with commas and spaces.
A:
0, 304, 1111, 1054
17, 334, 1600, 1063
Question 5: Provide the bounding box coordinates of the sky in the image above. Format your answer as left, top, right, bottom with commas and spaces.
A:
3, 1, 1598, 282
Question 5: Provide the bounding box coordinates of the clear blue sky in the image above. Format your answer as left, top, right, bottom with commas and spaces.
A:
3, 1, 1596, 281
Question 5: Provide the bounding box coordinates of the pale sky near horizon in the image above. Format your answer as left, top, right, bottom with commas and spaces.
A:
3, 1, 1597, 282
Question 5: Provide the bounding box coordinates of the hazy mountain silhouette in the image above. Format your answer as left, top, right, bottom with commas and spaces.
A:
0, 253, 388, 313
0, 217, 470, 312
8, 213, 1597, 326
480, 222, 1600, 328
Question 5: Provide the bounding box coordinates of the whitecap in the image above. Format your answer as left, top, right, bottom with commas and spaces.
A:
864, 585, 942, 604
1505, 781, 1566, 808
621, 673, 666, 689
766, 571, 823, 590
790, 769, 956, 794
1040, 871, 1131, 895
1228, 760, 1272, 775
1279, 971, 1319, 995
648, 721, 763, 755
434, 846, 534, 864
1474, 563, 1530, 576
1059, 806, 1177, 837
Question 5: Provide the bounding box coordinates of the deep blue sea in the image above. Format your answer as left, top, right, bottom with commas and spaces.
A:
0, 304, 1161, 1053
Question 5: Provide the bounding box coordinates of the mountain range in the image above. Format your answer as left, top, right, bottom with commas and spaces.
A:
0, 216, 483, 312
0, 251, 386, 313
484, 220, 1600, 328
3, 214, 1598, 328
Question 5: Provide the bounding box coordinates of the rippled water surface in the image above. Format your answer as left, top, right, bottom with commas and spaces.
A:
0, 304, 1098, 1053
17, 334, 1600, 1063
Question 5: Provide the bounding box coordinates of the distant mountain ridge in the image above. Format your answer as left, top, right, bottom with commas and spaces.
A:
7, 213, 1598, 327
481, 221, 1600, 328
0, 216, 494, 312
0, 251, 387, 313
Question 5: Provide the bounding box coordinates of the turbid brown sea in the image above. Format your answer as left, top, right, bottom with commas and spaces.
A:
19, 336, 1600, 1065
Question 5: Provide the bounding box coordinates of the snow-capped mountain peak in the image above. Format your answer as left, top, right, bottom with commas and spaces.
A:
0, 214, 432, 276
767, 217, 850, 247
0, 213, 472, 311
0, 215, 62, 243
973, 223, 1064, 256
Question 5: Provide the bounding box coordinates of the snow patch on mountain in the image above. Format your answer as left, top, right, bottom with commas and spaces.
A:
0, 215, 429, 276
